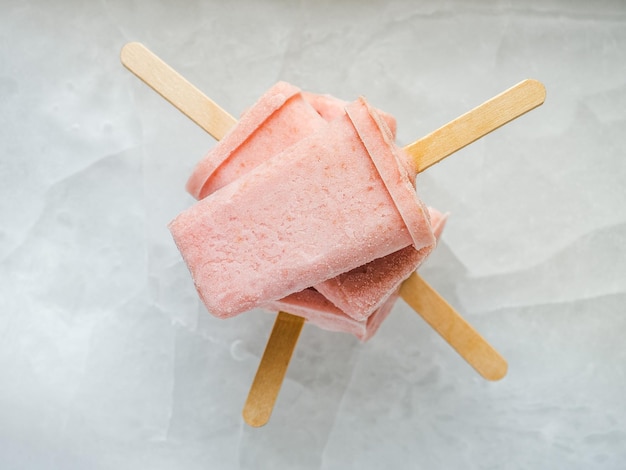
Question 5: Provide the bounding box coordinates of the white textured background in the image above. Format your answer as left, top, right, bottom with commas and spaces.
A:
1, 1, 625, 468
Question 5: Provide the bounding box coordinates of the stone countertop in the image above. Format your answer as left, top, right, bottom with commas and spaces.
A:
1, 1, 625, 468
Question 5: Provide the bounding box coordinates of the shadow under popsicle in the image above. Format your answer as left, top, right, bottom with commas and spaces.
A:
121, 42, 544, 427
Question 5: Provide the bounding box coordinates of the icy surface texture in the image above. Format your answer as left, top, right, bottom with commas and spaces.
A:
1, 0, 625, 468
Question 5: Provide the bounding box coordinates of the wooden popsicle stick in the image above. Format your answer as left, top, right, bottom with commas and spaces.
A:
242, 311, 305, 427
405, 79, 546, 173
400, 273, 507, 381
121, 42, 236, 140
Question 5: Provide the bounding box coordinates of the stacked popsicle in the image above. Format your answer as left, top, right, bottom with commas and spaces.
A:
171, 81, 446, 340
121, 41, 544, 427
176, 81, 447, 340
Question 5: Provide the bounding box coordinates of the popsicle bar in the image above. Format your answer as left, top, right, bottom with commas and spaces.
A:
184, 81, 440, 322
121, 42, 542, 428
169, 97, 436, 318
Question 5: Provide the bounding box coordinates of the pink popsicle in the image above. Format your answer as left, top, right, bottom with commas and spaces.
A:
169, 97, 436, 318
184, 81, 411, 338
184, 82, 440, 322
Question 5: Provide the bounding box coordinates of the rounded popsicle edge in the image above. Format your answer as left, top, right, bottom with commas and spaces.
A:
120, 43, 539, 402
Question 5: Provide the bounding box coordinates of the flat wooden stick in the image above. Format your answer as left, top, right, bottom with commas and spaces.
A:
121, 42, 236, 140
400, 273, 507, 381
242, 312, 305, 427
406, 79, 546, 172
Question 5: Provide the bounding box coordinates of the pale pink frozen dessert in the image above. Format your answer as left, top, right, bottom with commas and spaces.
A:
181, 82, 440, 326
183, 81, 414, 338
169, 97, 436, 318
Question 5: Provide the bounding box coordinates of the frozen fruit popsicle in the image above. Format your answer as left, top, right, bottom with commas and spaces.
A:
180, 78, 445, 336
183, 81, 438, 322
169, 97, 437, 319
182, 79, 416, 337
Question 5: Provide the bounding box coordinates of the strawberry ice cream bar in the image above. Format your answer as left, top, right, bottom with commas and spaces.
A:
183, 82, 429, 321
169, 97, 436, 318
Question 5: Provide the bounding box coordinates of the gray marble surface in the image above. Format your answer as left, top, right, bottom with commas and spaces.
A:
1, 1, 625, 468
